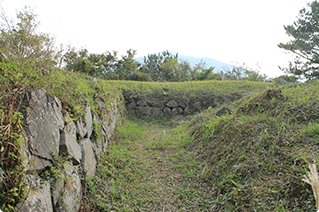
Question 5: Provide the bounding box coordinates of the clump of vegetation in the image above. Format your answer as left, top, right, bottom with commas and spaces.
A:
0, 7, 123, 211
303, 163, 319, 211
189, 83, 319, 211
126, 71, 153, 82
0, 84, 28, 211
110, 80, 269, 101
3, 0, 319, 211
63, 47, 270, 83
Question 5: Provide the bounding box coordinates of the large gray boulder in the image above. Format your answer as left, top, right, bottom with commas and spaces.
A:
80, 138, 96, 177
136, 99, 147, 106
152, 107, 163, 117
147, 99, 164, 109
52, 163, 82, 212
17, 175, 53, 212
163, 107, 172, 117
166, 100, 178, 108
75, 104, 93, 139
127, 100, 137, 110
60, 121, 82, 165
62, 165, 82, 212
23, 89, 64, 170
139, 106, 152, 116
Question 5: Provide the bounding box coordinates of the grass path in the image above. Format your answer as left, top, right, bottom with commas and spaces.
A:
86, 117, 214, 211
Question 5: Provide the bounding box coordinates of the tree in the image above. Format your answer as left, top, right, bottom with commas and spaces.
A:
197, 67, 221, 81
275, 75, 298, 83
140, 51, 179, 82
63, 48, 141, 80
221, 63, 267, 81
0, 6, 57, 71
177, 59, 192, 81
278, 1, 319, 80
126, 71, 152, 81
115, 49, 140, 80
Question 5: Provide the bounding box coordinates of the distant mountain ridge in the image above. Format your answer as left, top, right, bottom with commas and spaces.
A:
135, 51, 235, 71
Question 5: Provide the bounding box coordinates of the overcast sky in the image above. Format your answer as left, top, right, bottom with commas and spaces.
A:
0, 0, 312, 78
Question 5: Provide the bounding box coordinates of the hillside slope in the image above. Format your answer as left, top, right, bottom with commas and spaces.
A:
189, 83, 319, 211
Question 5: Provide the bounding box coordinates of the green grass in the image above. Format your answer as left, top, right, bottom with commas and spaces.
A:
105, 80, 269, 100
82, 81, 319, 211
189, 82, 319, 211
82, 117, 215, 211
2, 54, 318, 211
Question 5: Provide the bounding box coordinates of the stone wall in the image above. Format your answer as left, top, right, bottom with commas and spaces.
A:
11, 88, 243, 211
16, 89, 120, 212
124, 92, 243, 118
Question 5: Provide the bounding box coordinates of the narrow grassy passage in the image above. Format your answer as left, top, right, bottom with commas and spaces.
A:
84, 117, 214, 211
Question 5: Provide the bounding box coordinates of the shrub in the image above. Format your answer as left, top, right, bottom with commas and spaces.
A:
126, 71, 153, 82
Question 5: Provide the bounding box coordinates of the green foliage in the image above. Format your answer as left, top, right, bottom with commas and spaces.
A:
189, 85, 319, 211
0, 96, 28, 211
222, 63, 267, 82
140, 53, 223, 82
108, 80, 269, 101
139, 50, 179, 82
278, 1, 319, 80
276, 75, 299, 83
63, 48, 266, 83
63, 48, 118, 78
197, 67, 221, 81
83, 117, 212, 211
63, 48, 141, 80
0, 6, 57, 70
0, 7, 124, 210
114, 49, 141, 80
126, 70, 153, 81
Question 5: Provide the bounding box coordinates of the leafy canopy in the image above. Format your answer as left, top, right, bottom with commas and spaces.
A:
278, 0, 319, 80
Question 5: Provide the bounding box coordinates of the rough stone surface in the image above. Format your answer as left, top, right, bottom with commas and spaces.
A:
102, 119, 112, 139
194, 102, 201, 108
97, 98, 106, 110
136, 99, 147, 106
23, 89, 64, 170
76, 104, 93, 139
215, 106, 232, 117
124, 91, 243, 118
91, 115, 108, 158
163, 107, 172, 117
147, 99, 164, 109
51, 163, 81, 212
17, 90, 121, 212
152, 107, 162, 117
166, 100, 178, 108
127, 101, 137, 110
139, 106, 152, 116
62, 164, 82, 212
80, 138, 96, 177
171, 108, 179, 116
60, 121, 82, 165
184, 105, 190, 114
17, 176, 53, 212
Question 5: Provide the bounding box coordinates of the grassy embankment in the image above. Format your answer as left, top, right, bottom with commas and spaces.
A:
1, 63, 270, 211
84, 81, 319, 211
0, 66, 122, 211
4, 64, 319, 211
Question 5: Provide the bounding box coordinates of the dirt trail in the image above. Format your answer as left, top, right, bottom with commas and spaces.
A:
97, 119, 214, 211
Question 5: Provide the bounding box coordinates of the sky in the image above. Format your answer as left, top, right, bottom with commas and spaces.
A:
0, 0, 313, 78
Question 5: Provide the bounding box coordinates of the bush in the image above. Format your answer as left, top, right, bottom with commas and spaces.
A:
126, 71, 153, 81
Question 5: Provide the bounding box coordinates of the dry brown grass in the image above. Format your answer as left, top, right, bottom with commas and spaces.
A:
303, 163, 319, 211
